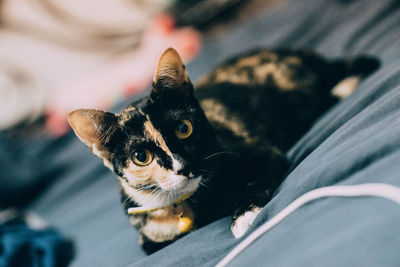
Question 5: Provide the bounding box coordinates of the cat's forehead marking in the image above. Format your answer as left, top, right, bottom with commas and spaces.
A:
124, 106, 136, 112
143, 115, 173, 157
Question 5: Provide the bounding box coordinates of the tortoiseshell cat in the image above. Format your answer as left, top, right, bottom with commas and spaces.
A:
68, 48, 378, 254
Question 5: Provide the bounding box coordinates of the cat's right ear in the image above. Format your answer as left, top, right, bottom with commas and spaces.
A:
151, 47, 193, 102
68, 109, 118, 160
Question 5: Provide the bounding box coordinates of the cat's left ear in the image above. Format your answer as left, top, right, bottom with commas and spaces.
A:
151, 48, 193, 101
68, 109, 119, 161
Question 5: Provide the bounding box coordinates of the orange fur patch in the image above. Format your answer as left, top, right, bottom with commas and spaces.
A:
144, 116, 173, 157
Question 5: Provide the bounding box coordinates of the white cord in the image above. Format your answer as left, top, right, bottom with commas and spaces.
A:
216, 183, 400, 267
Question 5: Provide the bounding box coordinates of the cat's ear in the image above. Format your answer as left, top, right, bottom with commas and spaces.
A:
151, 47, 193, 101
68, 109, 118, 160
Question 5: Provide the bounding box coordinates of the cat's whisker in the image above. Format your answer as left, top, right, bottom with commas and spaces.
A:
122, 196, 132, 206
204, 151, 239, 160
154, 189, 168, 204
196, 168, 215, 175
199, 180, 209, 188
153, 191, 161, 201
155, 188, 169, 203
122, 193, 140, 207
136, 183, 159, 192
150, 191, 162, 203
162, 190, 170, 202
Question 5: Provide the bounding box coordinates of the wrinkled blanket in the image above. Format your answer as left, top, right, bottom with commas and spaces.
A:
1, 0, 399, 266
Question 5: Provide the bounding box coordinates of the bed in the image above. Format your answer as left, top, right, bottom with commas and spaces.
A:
2, 0, 400, 266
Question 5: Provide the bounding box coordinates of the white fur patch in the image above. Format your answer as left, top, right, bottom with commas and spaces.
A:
120, 178, 168, 207
331, 76, 361, 99
142, 216, 181, 242
159, 173, 187, 191
91, 143, 102, 158
120, 176, 201, 208
172, 158, 182, 172
231, 207, 262, 239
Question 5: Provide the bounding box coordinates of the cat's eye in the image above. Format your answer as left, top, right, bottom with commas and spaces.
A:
132, 149, 153, 166
175, 119, 193, 139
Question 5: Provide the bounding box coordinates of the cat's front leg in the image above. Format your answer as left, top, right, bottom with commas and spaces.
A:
230, 145, 288, 238
230, 184, 270, 238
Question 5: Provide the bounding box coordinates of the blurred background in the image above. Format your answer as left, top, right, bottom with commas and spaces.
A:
0, 0, 282, 136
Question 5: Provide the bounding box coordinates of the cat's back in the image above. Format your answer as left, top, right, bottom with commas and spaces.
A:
194, 49, 335, 150
196, 48, 334, 92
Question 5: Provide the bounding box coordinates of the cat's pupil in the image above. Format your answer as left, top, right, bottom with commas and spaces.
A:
177, 122, 189, 133
135, 151, 147, 162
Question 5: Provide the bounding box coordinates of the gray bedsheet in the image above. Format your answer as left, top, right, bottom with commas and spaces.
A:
16, 0, 400, 266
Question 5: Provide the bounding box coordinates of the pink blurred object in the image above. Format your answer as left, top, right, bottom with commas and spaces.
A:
46, 14, 201, 136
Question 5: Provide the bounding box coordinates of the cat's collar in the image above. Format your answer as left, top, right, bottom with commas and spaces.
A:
127, 191, 194, 215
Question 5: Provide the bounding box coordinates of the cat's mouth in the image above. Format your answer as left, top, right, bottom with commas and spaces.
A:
159, 172, 200, 190
122, 172, 202, 209
159, 175, 201, 205
126, 176, 201, 215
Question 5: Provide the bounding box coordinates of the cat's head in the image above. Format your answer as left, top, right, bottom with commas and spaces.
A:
68, 48, 218, 207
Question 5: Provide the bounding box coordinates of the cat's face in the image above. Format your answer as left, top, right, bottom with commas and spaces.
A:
68, 48, 218, 207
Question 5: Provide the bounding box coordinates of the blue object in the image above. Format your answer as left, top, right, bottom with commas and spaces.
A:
0, 219, 74, 267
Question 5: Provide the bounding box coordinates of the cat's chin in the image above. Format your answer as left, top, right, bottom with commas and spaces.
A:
120, 176, 201, 208
160, 173, 199, 190
161, 176, 201, 205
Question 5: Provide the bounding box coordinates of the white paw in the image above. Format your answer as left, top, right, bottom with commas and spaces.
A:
231, 207, 261, 239
331, 76, 361, 99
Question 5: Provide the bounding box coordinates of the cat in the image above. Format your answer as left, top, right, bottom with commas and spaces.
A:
68, 47, 379, 254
